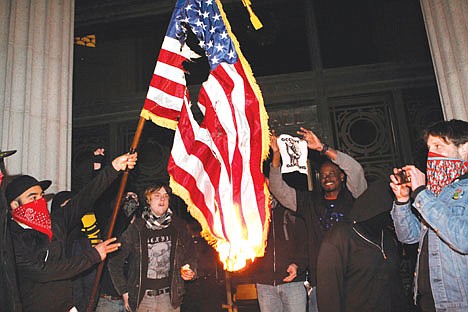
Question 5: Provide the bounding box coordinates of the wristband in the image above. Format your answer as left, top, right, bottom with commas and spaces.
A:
320, 143, 329, 155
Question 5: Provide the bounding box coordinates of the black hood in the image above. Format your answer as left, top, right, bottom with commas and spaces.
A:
51, 191, 72, 212
349, 180, 393, 223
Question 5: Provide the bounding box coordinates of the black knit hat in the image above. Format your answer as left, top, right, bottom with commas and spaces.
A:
5, 175, 52, 204
51, 191, 72, 212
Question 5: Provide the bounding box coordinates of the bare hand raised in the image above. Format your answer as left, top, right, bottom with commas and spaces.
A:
270, 130, 280, 153
297, 127, 322, 151
112, 152, 138, 171
402, 165, 426, 191
389, 168, 411, 202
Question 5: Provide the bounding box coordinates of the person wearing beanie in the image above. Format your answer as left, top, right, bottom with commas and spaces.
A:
316, 181, 407, 312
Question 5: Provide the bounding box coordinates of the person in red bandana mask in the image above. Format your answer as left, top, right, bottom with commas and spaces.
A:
389, 119, 468, 312
5, 152, 137, 312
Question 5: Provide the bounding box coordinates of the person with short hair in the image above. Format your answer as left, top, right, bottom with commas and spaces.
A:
269, 128, 367, 312
5, 152, 137, 312
390, 119, 468, 312
108, 183, 197, 312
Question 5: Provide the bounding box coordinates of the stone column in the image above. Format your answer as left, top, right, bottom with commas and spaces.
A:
1, 0, 74, 193
420, 0, 468, 121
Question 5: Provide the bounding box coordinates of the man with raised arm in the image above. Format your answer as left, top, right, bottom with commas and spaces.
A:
269, 127, 367, 312
5, 152, 137, 312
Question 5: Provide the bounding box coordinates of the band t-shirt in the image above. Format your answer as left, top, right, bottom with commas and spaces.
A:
142, 225, 174, 291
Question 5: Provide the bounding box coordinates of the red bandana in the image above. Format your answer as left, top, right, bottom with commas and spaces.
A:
0, 170, 3, 187
426, 152, 468, 195
11, 197, 53, 241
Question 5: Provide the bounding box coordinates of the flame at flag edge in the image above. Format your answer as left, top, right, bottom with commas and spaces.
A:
169, 175, 271, 272
140, 0, 273, 272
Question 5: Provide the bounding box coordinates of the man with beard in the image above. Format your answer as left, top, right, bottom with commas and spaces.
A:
5, 152, 137, 312
269, 128, 367, 312
390, 119, 468, 312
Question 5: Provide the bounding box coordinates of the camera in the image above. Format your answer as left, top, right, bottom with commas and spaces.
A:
395, 170, 410, 185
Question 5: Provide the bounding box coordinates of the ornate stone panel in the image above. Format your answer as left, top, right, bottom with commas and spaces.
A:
328, 92, 401, 182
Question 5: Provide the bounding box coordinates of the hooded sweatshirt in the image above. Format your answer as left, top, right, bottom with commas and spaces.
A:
317, 181, 407, 312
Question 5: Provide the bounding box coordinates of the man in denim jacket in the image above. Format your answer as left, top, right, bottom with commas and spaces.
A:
389, 119, 468, 312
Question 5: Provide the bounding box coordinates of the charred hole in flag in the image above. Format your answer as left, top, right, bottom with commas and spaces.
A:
180, 23, 209, 124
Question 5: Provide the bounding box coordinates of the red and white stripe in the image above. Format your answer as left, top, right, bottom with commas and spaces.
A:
141, 37, 197, 129
168, 61, 269, 271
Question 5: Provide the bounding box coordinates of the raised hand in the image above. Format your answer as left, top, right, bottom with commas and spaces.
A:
270, 130, 280, 153
389, 168, 411, 202
297, 127, 322, 151
112, 152, 138, 171
402, 165, 426, 191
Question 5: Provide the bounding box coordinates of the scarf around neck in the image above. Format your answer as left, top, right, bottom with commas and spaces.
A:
142, 206, 173, 230
426, 151, 468, 195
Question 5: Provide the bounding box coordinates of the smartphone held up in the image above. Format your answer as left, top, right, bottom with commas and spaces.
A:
395, 169, 411, 185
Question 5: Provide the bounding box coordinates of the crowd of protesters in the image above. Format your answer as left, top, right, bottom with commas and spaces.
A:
0, 119, 467, 312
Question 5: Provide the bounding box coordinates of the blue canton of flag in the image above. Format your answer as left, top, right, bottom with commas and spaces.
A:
141, 0, 271, 271
170, 0, 238, 69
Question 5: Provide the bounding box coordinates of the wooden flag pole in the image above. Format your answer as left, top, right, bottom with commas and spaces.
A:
221, 270, 237, 312
307, 159, 313, 191
86, 116, 146, 312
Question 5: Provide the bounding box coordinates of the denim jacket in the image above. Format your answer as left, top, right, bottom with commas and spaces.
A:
391, 174, 468, 312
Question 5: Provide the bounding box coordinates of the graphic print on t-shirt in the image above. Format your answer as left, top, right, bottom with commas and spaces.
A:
147, 234, 171, 279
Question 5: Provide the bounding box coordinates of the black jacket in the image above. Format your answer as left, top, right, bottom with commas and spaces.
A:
251, 202, 308, 285
0, 199, 22, 311
296, 187, 355, 285
9, 165, 120, 312
108, 215, 196, 311
316, 181, 407, 312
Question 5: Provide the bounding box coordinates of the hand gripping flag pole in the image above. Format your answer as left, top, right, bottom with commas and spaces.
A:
86, 117, 146, 312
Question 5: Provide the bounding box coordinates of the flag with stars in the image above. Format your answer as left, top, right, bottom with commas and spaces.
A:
140, 0, 270, 271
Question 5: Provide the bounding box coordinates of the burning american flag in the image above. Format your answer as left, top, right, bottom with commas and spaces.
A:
140, 0, 270, 271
